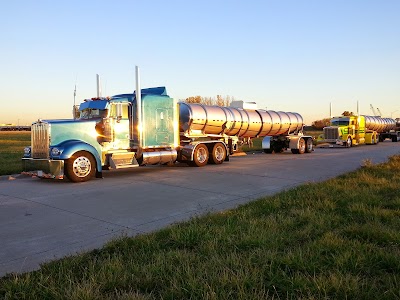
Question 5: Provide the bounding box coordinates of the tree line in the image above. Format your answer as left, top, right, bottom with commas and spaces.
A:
312, 111, 355, 129
184, 95, 234, 107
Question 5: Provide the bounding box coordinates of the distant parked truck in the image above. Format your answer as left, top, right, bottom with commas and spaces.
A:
378, 117, 400, 142
22, 69, 313, 182
320, 115, 397, 147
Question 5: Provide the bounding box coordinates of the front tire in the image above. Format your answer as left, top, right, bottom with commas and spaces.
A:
346, 137, 352, 148
209, 143, 226, 164
65, 151, 96, 182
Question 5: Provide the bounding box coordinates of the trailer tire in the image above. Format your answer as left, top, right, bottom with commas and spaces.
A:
291, 137, 306, 154
305, 138, 313, 153
65, 151, 96, 182
190, 144, 209, 167
392, 135, 398, 142
209, 143, 226, 164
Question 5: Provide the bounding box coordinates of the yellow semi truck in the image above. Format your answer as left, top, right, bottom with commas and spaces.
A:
320, 115, 396, 147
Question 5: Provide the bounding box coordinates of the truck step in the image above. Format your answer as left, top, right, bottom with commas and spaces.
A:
109, 152, 139, 169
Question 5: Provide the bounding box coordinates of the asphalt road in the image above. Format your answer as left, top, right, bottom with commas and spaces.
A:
1, 141, 399, 277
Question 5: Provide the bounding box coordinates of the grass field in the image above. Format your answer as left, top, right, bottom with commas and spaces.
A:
0, 131, 30, 176
1, 154, 399, 299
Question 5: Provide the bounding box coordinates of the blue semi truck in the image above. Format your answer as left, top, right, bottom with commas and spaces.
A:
22, 69, 313, 182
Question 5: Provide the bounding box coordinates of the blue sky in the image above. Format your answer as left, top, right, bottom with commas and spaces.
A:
1, 0, 399, 125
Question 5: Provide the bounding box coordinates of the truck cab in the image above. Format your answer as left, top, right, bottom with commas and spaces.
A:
321, 115, 379, 147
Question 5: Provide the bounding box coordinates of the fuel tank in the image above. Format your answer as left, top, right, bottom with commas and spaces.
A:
179, 102, 303, 138
363, 115, 396, 133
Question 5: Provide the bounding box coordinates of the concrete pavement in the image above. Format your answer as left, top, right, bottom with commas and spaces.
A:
1, 141, 399, 276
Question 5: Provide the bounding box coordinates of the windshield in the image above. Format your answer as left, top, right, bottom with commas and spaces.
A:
331, 119, 349, 126
79, 109, 108, 120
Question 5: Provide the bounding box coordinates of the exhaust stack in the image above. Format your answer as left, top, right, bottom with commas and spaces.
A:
96, 74, 102, 98
135, 66, 142, 148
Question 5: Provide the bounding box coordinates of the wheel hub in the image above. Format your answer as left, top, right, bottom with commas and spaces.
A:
73, 156, 92, 177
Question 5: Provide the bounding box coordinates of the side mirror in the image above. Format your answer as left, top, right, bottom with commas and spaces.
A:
116, 103, 122, 122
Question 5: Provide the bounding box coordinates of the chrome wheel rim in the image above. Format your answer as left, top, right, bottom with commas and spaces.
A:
72, 156, 92, 178
196, 147, 208, 164
215, 145, 225, 161
299, 139, 305, 152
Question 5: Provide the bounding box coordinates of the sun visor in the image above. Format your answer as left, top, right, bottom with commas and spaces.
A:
79, 100, 109, 111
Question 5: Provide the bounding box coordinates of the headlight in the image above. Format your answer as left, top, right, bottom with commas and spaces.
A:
51, 147, 63, 157
24, 147, 31, 157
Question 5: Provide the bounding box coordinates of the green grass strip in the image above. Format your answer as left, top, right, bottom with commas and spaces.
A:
0, 132, 30, 176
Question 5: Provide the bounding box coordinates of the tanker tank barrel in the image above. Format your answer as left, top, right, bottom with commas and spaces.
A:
363, 115, 396, 133
179, 102, 304, 138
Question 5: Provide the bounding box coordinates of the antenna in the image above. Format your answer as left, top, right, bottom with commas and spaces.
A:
73, 84, 77, 119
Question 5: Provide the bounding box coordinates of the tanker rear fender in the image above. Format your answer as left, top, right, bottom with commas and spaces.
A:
289, 135, 313, 151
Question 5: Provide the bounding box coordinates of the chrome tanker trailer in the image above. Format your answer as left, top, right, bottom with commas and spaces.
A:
179, 102, 313, 156
365, 116, 400, 142
22, 69, 313, 182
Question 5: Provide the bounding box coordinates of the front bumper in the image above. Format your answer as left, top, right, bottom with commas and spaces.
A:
22, 158, 64, 179
322, 139, 345, 145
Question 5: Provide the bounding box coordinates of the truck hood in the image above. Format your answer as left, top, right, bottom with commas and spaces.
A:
36, 119, 99, 147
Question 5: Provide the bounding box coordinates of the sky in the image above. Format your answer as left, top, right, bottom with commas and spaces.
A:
1, 0, 399, 125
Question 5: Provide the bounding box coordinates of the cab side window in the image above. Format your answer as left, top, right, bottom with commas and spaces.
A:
109, 104, 129, 119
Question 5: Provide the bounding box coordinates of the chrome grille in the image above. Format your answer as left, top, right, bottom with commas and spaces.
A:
324, 127, 339, 140
31, 122, 50, 158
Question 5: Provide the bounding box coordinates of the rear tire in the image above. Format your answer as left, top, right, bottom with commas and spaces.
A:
209, 143, 226, 164
65, 151, 96, 182
293, 138, 306, 154
305, 138, 313, 153
190, 144, 209, 167
297, 138, 306, 154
